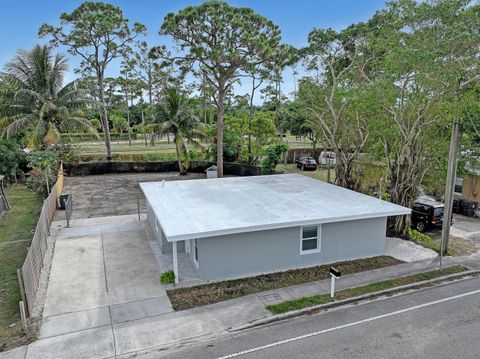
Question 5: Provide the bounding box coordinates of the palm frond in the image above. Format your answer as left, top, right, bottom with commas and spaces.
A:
1, 45, 88, 146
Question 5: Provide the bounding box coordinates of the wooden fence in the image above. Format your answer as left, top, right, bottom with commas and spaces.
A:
17, 165, 64, 317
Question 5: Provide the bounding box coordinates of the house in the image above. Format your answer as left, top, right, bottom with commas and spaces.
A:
455, 163, 480, 203
140, 174, 410, 284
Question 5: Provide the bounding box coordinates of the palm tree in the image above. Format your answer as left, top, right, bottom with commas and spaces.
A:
0, 45, 95, 149
154, 88, 203, 175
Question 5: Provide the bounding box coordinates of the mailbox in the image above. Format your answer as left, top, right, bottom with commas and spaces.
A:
330, 267, 341, 278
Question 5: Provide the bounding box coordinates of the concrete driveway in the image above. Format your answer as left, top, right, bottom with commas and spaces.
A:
41, 215, 172, 339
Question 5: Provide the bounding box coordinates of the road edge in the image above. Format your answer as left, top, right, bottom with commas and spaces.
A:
229, 269, 480, 332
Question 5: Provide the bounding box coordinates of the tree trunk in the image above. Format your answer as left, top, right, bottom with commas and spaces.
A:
98, 74, 112, 161
334, 150, 357, 190
174, 135, 186, 175
248, 78, 256, 165
125, 85, 132, 147
141, 110, 148, 146
148, 79, 155, 146
216, 82, 225, 178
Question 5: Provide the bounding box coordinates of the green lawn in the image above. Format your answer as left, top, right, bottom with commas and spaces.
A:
275, 164, 335, 182
75, 135, 314, 157
266, 265, 467, 314
0, 185, 42, 350
77, 140, 180, 154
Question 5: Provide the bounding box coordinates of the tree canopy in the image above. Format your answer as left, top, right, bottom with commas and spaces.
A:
159, 1, 283, 177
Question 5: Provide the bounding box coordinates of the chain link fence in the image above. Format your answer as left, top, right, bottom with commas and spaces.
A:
18, 181, 60, 317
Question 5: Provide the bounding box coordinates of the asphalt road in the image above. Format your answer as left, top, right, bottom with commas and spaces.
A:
153, 277, 480, 359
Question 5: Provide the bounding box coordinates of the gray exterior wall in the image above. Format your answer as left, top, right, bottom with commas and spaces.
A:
196, 217, 387, 281
147, 200, 184, 254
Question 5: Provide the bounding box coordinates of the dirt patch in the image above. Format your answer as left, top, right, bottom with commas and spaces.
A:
447, 236, 480, 256
56, 172, 205, 220
168, 256, 403, 311
425, 230, 480, 256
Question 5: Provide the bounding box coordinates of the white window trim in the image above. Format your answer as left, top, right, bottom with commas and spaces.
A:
300, 225, 321, 255
193, 239, 199, 268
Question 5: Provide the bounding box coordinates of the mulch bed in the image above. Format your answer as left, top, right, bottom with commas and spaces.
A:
167, 256, 403, 310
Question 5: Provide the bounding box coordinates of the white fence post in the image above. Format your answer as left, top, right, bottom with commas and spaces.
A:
19, 301, 28, 331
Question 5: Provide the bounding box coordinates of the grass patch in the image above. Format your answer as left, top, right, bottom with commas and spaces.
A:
266, 265, 467, 314
267, 294, 333, 314
275, 164, 334, 183
423, 230, 480, 257
0, 185, 42, 350
167, 256, 402, 311
408, 229, 451, 255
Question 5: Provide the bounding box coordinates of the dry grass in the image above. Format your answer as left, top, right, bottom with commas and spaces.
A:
167, 256, 402, 311
424, 231, 480, 256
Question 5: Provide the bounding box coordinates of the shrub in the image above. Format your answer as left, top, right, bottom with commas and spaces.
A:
25, 150, 59, 196
160, 270, 175, 284
51, 143, 79, 164
407, 227, 432, 243
262, 142, 289, 172
0, 139, 25, 182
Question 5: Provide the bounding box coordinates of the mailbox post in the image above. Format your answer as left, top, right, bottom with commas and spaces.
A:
329, 267, 341, 298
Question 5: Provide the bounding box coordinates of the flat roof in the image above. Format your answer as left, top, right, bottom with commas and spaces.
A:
140, 174, 411, 242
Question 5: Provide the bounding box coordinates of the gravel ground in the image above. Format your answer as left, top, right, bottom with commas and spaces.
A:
55, 172, 206, 220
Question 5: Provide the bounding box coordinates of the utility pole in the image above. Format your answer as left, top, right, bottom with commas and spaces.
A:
440, 121, 462, 268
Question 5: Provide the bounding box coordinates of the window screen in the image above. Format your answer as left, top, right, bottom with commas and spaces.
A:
301, 226, 319, 252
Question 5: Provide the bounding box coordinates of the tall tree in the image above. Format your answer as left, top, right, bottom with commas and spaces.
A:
125, 41, 170, 145
0, 45, 93, 149
361, 0, 480, 235
300, 28, 369, 190
39, 1, 145, 160
159, 1, 282, 177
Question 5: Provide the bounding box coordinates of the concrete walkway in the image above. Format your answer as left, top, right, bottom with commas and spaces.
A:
384, 237, 437, 262
3, 248, 479, 359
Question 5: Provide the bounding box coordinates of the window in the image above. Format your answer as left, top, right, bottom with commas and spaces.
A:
193, 239, 199, 267
300, 225, 321, 254
155, 219, 159, 232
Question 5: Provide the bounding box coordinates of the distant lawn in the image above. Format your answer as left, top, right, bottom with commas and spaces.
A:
0, 185, 42, 350
266, 265, 467, 314
275, 164, 335, 183
167, 256, 402, 311
77, 141, 180, 154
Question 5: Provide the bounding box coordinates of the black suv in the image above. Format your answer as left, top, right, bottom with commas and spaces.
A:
411, 198, 445, 232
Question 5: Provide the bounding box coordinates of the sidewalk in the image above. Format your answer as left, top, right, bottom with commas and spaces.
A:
2, 251, 478, 359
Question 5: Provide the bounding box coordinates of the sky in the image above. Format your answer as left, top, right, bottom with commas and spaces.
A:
0, 0, 387, 102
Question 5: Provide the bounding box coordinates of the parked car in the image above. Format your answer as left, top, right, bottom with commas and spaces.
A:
296, 157, 318, 171
411, 198, 446, 232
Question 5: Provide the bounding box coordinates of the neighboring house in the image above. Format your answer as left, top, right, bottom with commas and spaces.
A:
140, 174, 410, 284
455, 163, 480, 203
